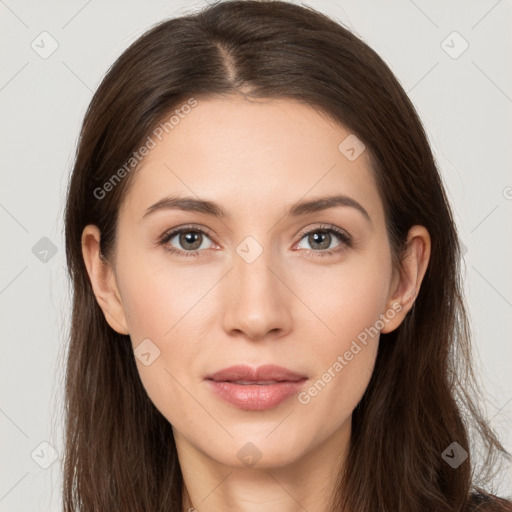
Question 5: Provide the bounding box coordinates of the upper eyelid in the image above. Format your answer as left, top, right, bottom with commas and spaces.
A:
160, 224, 214, 238
296, 223, 350, 239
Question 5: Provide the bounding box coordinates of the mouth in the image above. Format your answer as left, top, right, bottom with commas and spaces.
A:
204, 364, 308, 411
226, 380, 286, 385
205, 364, 307, 383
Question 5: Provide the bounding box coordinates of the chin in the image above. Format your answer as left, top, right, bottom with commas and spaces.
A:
202, 429, 311, 470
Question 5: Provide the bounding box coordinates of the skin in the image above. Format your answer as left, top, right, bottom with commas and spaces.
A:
82, 95, 430, 512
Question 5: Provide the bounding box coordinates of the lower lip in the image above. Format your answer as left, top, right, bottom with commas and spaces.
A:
206, 379, 307, 411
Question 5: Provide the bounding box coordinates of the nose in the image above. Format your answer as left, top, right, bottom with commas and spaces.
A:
221, 243, 293, 341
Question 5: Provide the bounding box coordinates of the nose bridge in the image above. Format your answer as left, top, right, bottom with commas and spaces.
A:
236, 239, 275, 297
222, 234, 291, 339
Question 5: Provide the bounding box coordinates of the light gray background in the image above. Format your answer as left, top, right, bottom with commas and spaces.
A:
1, 0, 511, 510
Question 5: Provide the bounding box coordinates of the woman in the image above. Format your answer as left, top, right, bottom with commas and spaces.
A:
63, 1, 512, 510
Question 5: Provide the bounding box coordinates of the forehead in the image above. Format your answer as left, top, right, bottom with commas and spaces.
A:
120, 96, 384, 225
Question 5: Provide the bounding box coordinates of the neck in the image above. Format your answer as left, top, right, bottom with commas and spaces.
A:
177, 419, 351, 512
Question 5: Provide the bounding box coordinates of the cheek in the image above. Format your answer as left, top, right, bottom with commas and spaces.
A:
294, 244, 391, 421
116, 248, 212, 342
115, 257, 211, 425
115, 251, 216, 398
300, 242, 392, 348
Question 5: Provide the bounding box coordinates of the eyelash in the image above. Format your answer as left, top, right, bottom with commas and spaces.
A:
157, 223, 352, 259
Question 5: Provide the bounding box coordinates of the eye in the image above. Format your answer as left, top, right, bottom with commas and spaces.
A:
158, 223, 352, 258
158, 225, 215, 257
294, 224, 352, 257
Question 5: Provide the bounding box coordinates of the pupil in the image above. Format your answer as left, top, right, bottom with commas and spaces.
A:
181, 231, 201, 250
310, 231, 330, 250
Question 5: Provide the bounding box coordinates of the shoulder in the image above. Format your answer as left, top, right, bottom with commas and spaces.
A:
465, 491, 512, 511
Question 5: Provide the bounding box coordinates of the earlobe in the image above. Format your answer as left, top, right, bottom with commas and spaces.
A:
380, 225, 431, 334
81, 224, 130, 335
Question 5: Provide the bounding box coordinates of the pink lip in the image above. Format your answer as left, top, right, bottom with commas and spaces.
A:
206, 364, 306, 383
205, 364, 308, 411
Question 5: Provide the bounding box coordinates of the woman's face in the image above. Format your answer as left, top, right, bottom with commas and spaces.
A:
84, 96, 422, 470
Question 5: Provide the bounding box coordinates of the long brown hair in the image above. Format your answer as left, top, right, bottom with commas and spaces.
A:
62, 1, 512, 510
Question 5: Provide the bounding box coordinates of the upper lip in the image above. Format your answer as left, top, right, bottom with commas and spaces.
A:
206, 364, 307, 382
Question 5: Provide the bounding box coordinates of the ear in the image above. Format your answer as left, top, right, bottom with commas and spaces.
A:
380, 225, 431, 334
81, 224, 129, 335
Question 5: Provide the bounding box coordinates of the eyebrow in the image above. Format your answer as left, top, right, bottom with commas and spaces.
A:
142, 194, 371, 223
